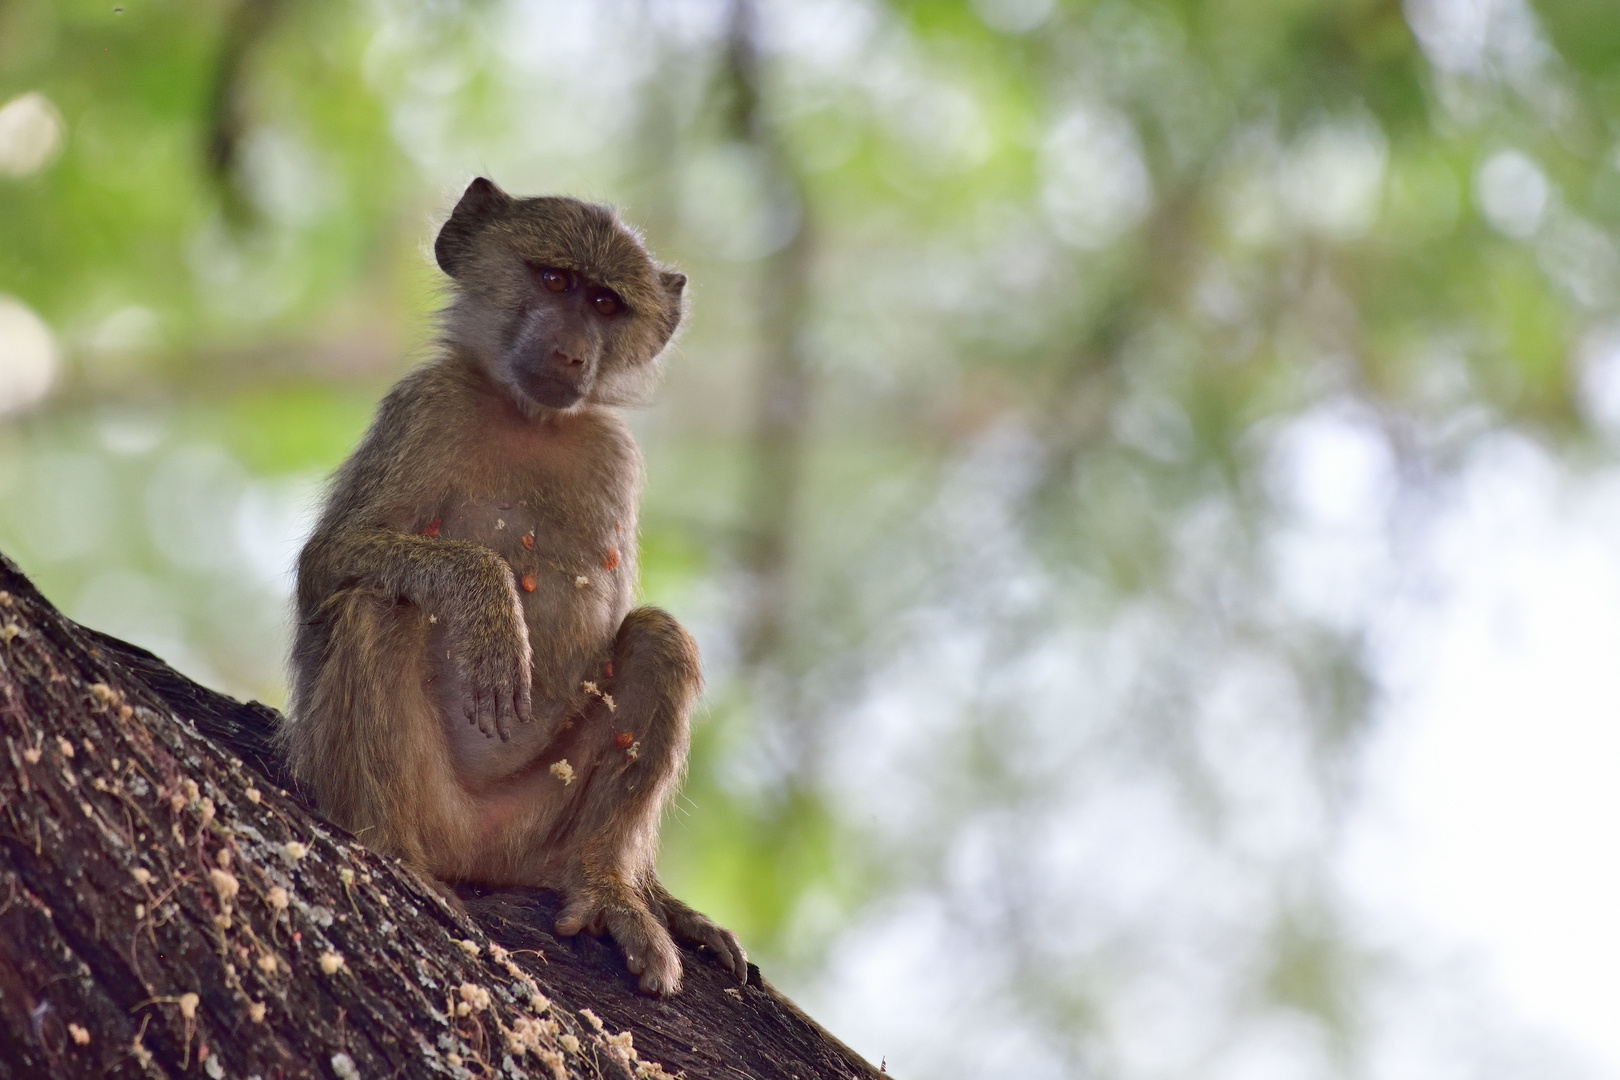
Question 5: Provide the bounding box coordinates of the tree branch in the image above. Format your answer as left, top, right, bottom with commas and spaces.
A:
0, 549, 879, 1080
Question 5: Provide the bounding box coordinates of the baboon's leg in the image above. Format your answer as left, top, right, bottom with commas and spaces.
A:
284, 587, 474, 876
549, 606, 703, 995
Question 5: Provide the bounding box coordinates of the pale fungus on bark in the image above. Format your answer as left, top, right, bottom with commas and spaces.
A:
280, 840, 308, 864
207, 868, 239, 901
319, 951, 346, 975
457, 982, 491, 1013
266, 886, 290, 912
457, 938, 481, 957
131, 867, 152, 886
548, 759, 576, 785
178, 993, 200, 1020
605, 1028, 636, 1060
244, 786, 261, 803
68, 1023, 90, 1045
330, 1051, 360, 1080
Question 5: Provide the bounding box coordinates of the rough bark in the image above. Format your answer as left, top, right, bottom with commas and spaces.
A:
0, 550, 881, 1080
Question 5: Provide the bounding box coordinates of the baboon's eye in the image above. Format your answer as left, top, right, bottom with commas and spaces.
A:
540, 267, 569, 293
591, 290, 621, 317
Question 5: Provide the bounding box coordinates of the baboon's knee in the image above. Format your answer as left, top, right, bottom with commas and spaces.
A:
615, 606, 701, 694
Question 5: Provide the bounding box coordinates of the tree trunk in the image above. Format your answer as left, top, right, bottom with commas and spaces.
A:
0, 550, 881, 1080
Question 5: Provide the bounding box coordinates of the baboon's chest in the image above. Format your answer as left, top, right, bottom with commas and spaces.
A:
432, 407, 641, 617
432, 476, 636, 652
429, 492, 631, 598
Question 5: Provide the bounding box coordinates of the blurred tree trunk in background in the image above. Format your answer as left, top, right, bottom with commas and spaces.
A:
0, 551, 880, 1080
722, 0, 816, 673
207, 0, 288, 225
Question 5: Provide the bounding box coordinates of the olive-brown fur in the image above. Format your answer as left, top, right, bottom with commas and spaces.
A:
281, 179, 744, 995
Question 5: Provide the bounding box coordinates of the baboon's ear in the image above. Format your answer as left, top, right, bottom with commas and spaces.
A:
435, 178, 512, 279
655, 270, 687, 343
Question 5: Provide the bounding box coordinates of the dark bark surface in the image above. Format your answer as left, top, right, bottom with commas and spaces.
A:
0, 551, 881, 1080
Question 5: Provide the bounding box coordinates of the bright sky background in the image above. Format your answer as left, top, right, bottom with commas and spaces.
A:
796, 415, 1620, 1079
1348, 436, 1620, 1078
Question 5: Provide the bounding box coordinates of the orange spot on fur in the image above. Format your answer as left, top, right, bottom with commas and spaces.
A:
601, 547, 620, 571
603, 661, 613, 678
522, 533, 535, 550
422, 519, 441, 538
520, 573, 537, 592
614, 731, 634, 748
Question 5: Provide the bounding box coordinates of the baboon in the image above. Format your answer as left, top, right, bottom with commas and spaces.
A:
282, 177, 744, 995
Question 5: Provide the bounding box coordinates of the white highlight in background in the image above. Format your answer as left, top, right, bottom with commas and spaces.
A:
0, 92, 63, 176
0, 295, 59, 416
1476, 149, 1550, 239
1039, 105, 1151, 250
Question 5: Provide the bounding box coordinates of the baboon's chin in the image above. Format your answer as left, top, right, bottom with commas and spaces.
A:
511, 370, 585, 412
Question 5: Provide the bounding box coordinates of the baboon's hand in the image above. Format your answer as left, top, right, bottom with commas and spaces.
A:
449, 568, 534, 741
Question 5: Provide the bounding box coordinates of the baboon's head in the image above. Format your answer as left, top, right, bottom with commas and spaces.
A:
435, 177, 686, 411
